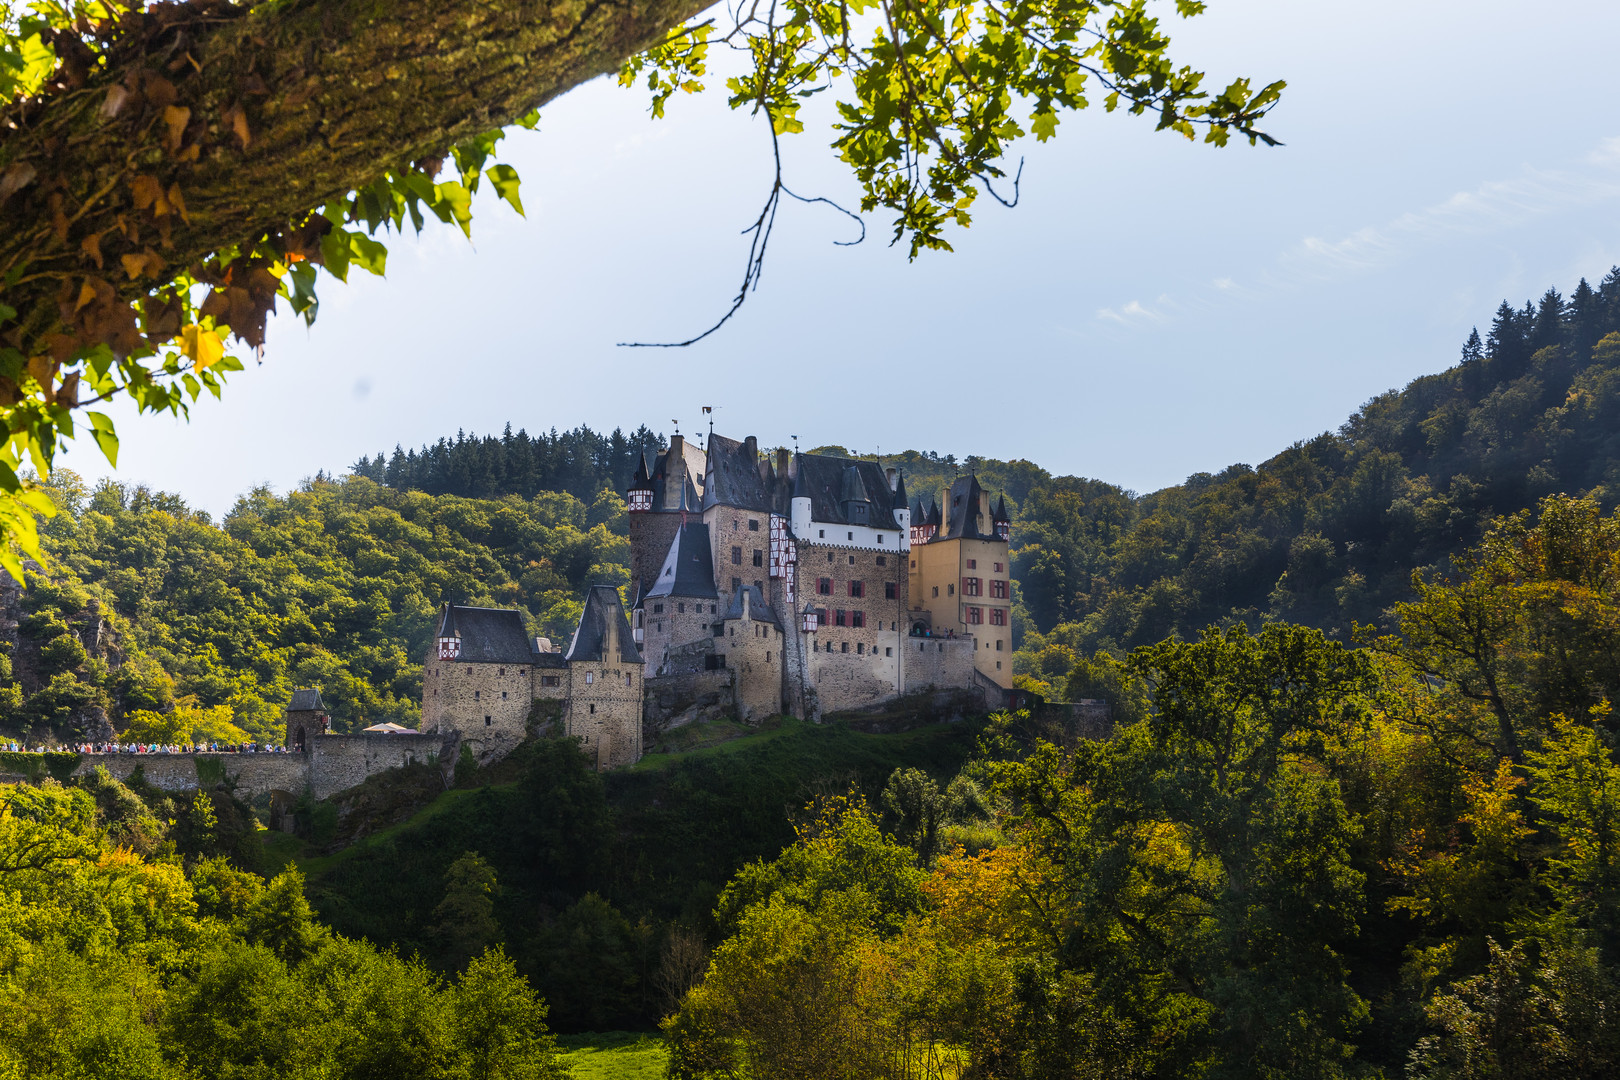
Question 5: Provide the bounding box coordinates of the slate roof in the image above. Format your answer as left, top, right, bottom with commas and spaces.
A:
647, 437, 707, 510
941, 475, 992, 540
288, 688, 324, 713
891, 471, 909, 510
723, 583, 778, 628
702, 433, 774, 512
567, 585, 644, 664
646, 523, 719, 599
790, 453, 903, 530
992, 494, 1010, 522
435, 603, 537, 664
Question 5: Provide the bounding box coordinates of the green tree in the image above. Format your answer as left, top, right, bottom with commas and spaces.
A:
432, 852, 503, 972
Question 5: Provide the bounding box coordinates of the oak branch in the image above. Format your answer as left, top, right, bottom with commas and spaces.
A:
0, 0, 710, 353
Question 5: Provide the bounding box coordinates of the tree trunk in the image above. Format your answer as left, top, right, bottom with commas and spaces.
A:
0, 0, 711, 351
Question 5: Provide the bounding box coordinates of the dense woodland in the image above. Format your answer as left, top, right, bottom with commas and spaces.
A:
5, 276, 1620, 1076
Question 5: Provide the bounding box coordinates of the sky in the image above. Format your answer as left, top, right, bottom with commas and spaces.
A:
70, 0, 1620, 514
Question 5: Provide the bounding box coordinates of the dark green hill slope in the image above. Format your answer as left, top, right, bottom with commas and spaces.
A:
1015, 273, 1620, 687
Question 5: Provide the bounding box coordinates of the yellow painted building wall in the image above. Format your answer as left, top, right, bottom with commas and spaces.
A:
908, 532, 1012, 687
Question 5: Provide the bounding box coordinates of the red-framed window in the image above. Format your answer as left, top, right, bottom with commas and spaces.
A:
990, 579, 1008, 599
835, 609, 848, 627
851, 611, 866, 628
966, 606, 984, 625
849, 580, 865, 598
962, 577, 982, 596
818, 577, 833, 595
989, 608, 1007, 626
818, 607, 829, 626
994, 561, 1004, 573
966, 558, 977, 569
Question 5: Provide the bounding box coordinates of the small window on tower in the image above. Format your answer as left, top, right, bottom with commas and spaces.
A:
474, 690, 480, 700
585, 672, 594, 684
885, 582, 897, 600
753, 549, 763, 567
589, 703, 596, 714
732, 546, 743, 564
857, 642, 864, 654
932, 586, 939, 598
498, 667, 505, 676
819, 529, 826, 538
678, 603, 685, 613
749, 519, 760, 531
653, 603, 664, 614
948, 584, 955, 596
848, 555, 855, 565
502, 691, 508, 699
876, 556, 886, 566
485, 716, 491, 726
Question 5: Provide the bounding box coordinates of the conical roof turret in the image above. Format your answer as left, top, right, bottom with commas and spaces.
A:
892, 471, 909, 509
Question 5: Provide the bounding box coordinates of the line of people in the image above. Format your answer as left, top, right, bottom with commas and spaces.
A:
3, 741, 289, 755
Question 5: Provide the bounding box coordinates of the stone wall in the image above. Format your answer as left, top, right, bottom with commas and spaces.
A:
71, 752, 309, 799
704, 504, 771, 613
662, 636, 717, 676
806, 624, 903, 714
798, 543, 909, 653
306, 732, 442, 799
641, 598, 721, 675
718, 615, 784, 722
421, 656, 535, 743
644, 669, 734, 736
902, 634, 978, 695
629, 510, 685, 604
566, 660, 643, 770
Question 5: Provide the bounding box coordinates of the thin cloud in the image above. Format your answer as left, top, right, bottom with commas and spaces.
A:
1097, 299, 1161, 324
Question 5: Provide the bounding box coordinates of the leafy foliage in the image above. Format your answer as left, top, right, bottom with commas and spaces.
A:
0, 471, 628, 742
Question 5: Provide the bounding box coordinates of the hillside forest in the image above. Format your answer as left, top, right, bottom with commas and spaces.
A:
2, 276, 1620, 1077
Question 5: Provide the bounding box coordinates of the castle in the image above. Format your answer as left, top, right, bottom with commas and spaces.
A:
417, 433, 1017, 769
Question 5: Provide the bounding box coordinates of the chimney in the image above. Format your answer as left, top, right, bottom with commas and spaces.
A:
776, 448, 791, 476
886, 467, 897, 491
744, 435, 758, 460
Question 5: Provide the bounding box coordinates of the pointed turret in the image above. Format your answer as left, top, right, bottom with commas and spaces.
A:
627, 452, 654, 512
992, 494, 1011, 542
891, 471, 909, 510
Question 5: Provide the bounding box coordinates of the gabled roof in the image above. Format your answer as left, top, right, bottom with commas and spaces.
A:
435, 603, 537, 663
646, 522, 719, 599
288, 688, 324, 713
942, 475, 993, 540
646, 436, 707, 511
724, 583, 779, 627
789, 453, 902, 530
567, 585, 644, 665
702, 433, 775, 512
